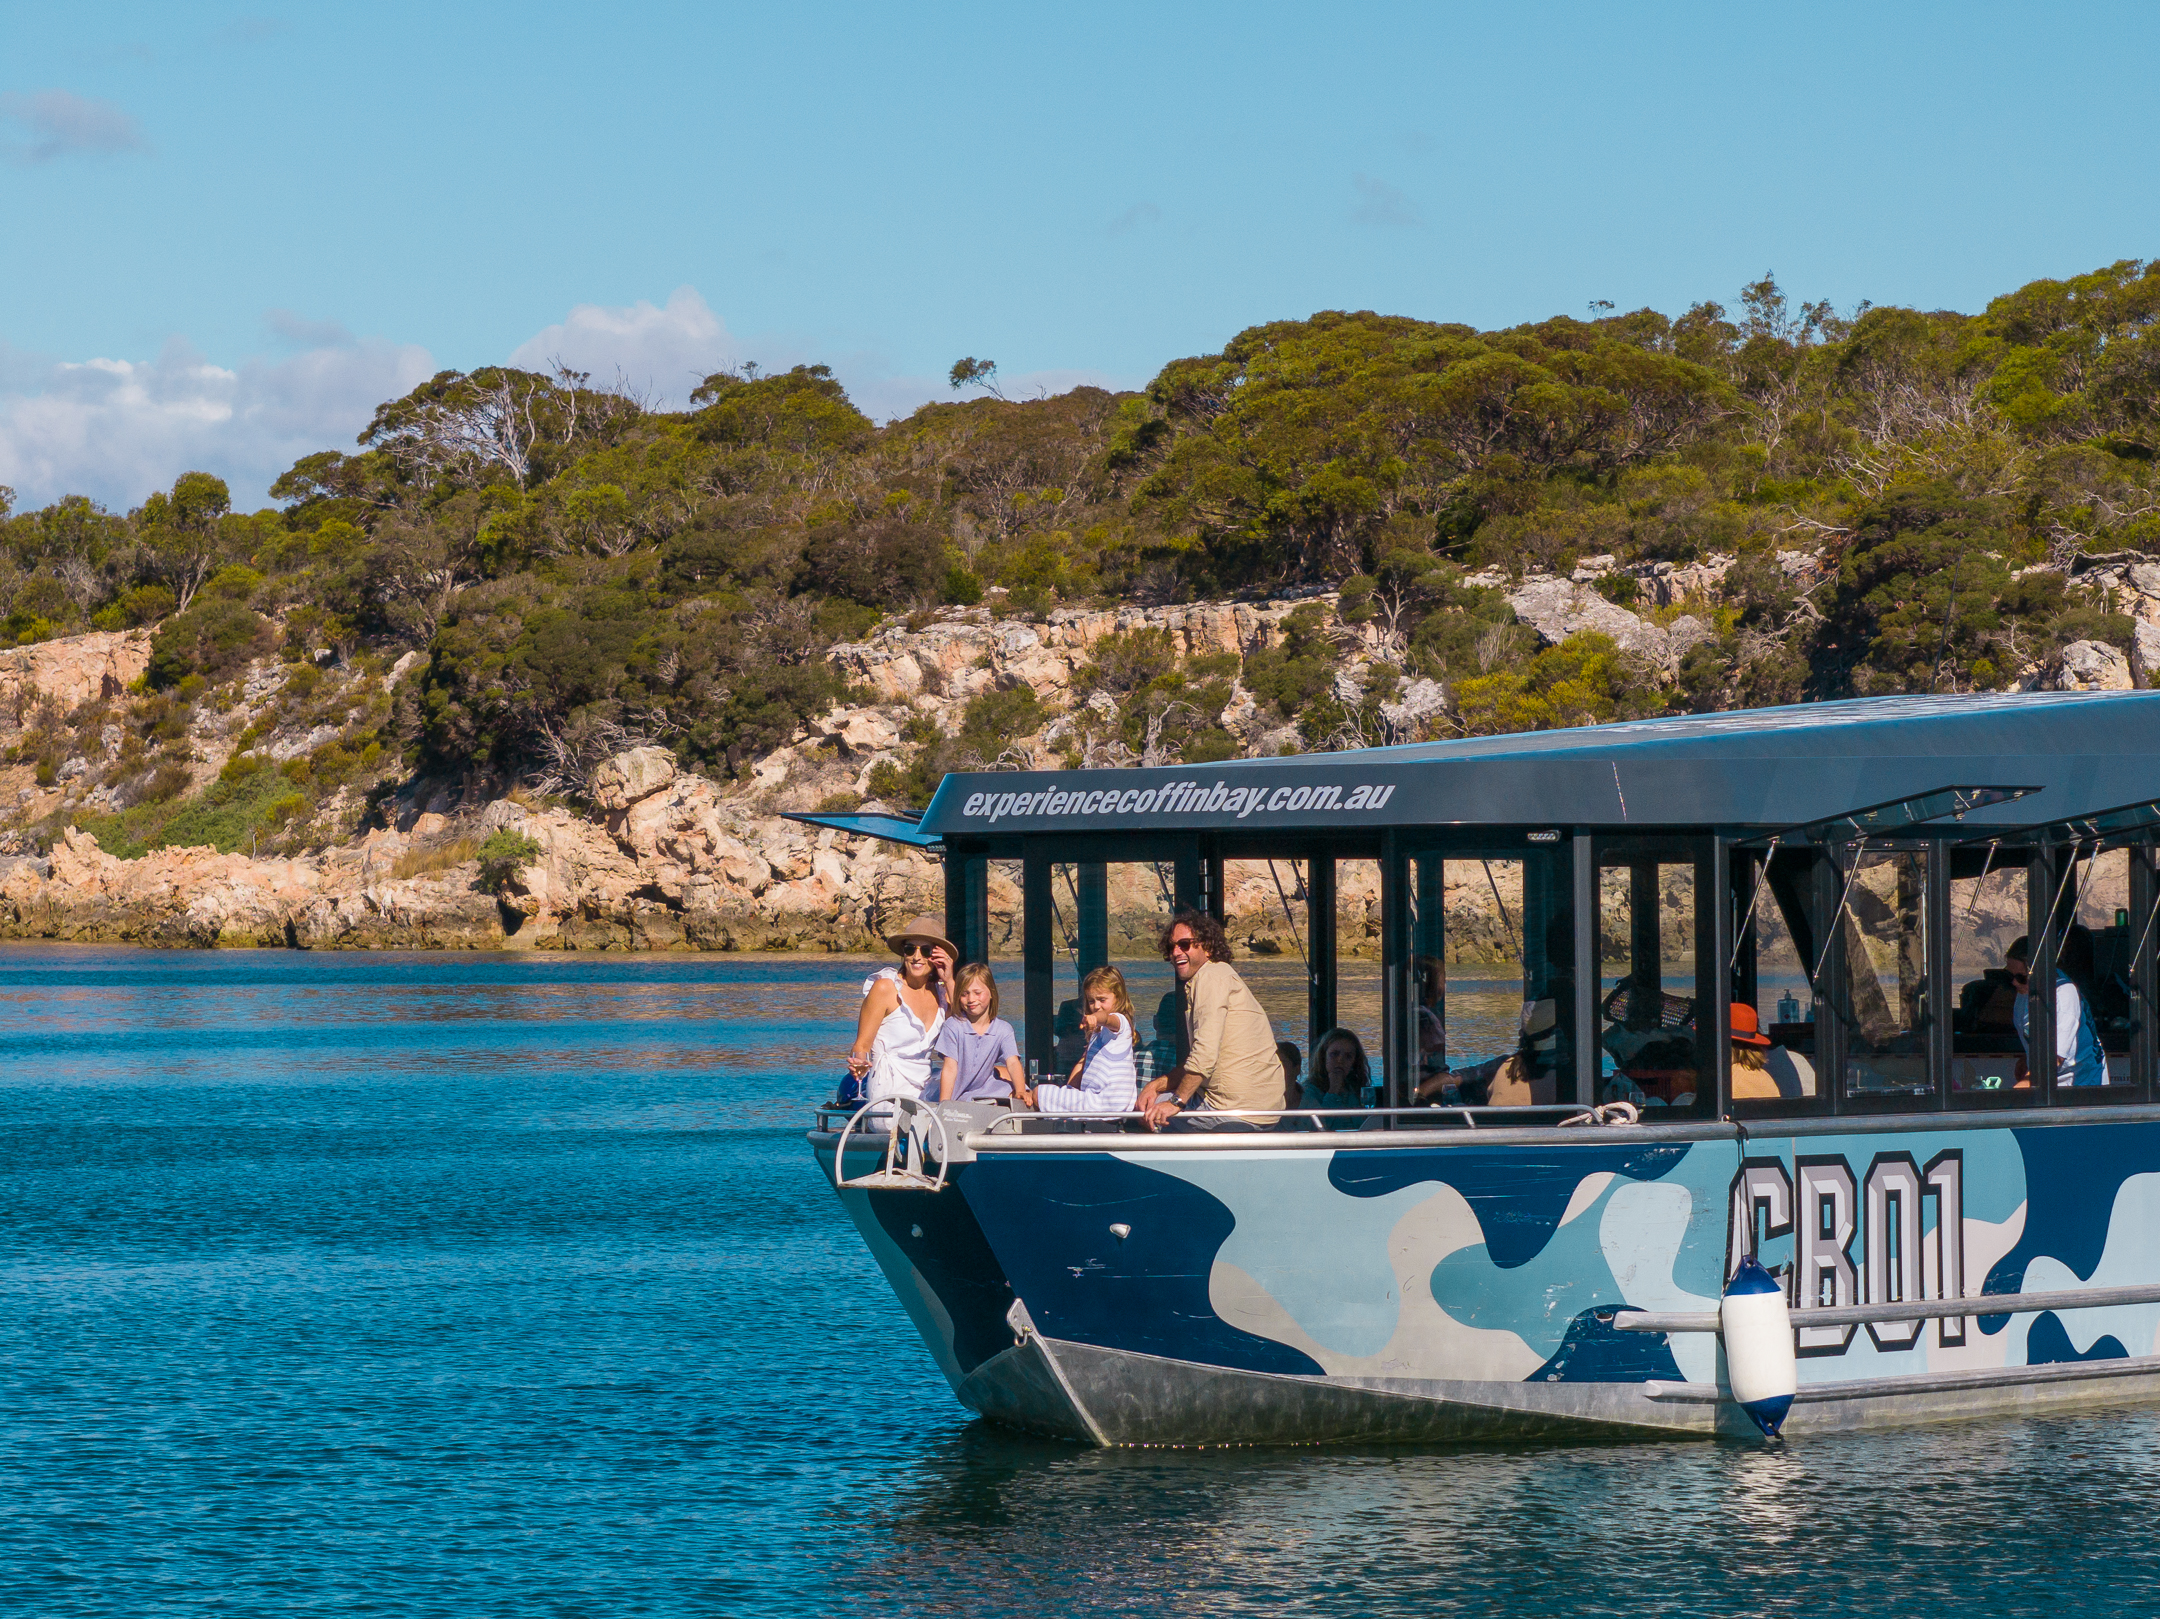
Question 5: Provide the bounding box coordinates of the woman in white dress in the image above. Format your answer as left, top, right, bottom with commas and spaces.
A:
847, 915, 954, 1126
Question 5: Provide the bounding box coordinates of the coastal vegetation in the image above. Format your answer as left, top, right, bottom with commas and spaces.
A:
3, 259, 2157, 855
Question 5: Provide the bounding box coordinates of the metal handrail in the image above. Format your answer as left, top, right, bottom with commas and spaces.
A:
974, 1103, 1595, 1135
1615, 1279, 2160, 1335
831, 1095, 953, 1192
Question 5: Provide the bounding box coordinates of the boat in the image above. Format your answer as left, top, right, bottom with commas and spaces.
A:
802, 690, 2160, 1442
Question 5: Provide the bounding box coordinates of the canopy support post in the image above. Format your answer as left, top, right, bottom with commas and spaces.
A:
1572, 835, 1597, 1108
944, 851, 988, 966
1023, 848, 1054, 1078
1307, 855, 1337, 1062
1076, 863, 1108, 978
1381, 830, 1409, 1116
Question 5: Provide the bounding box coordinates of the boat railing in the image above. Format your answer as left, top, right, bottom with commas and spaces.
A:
973, 1102, 1635, 1136
829, 1095, 955, 1193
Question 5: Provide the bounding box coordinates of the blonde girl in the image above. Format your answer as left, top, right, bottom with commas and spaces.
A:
932, 963, 1031, 1104
1036, 964, 1139, 1114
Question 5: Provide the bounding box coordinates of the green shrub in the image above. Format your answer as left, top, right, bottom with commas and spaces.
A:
71, 757, 308, 858
149, 598, 274, 688
475, 828, 544, 892
91, 584, 178, 631
4, 613, 58, 647
205, 564, 265, 603
141, 764, 193, 804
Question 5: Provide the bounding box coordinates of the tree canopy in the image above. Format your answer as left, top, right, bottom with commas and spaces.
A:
3, 259, 2157, 808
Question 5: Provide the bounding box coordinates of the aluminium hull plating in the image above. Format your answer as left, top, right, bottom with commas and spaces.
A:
814, 1109, 2160, 1445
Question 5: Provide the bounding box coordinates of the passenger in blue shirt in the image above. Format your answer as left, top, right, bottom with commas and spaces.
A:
2007, 929, 2106, 1087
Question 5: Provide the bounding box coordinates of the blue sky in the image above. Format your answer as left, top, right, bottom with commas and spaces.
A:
2, 0, 2156, 509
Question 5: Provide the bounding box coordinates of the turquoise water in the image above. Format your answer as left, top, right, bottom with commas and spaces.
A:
1, 945, 2154, 1617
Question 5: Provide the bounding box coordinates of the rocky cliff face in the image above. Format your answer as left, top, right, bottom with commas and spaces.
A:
3, 546, 2153, 953
0, 743, 947, 951
0, 630, 151, 725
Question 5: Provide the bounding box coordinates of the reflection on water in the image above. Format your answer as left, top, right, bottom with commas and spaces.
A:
0, 943, 2153, 1616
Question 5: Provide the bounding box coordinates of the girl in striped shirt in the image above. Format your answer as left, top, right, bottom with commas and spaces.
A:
1036, 965, 1139, 1114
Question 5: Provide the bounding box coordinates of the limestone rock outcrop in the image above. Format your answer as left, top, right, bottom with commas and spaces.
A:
0, 630, 151, 722
827, 595, 1344, 712
0, 744, 949, 953
1504, 577, 1705, 674
2053, 639, 2135, 692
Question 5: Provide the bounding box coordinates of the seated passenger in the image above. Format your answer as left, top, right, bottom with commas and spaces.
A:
1300, 1027, 1373, 1127
1416, 957, 1447, 1077
1145, 994, 1181, 1084
1036, 965, 1139, 1114
1958, 967, 2021, 1035
1728, 1003, 1811, 1100
845, 917, 953, 1122
1485, 999, 1560, 1107
932, 962, 1030, 1105
2007, 931, 2106, 1087
1276, 1041, 1303, 1111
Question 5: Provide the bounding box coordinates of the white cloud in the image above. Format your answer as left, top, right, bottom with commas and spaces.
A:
0, 89, 147, 163
0, 332, 433, 511
508, 286, 744, 408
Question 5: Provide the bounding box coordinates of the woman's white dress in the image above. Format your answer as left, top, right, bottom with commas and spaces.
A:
861, 967, 945, 1124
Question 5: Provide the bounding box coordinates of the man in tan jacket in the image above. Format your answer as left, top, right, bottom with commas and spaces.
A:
1137, 909, 1281, 1131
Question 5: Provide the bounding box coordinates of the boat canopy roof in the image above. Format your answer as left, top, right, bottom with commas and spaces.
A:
905, 690, 2160, 842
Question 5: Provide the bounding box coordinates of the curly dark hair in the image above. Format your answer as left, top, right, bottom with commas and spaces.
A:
1158, 908, 1232, 963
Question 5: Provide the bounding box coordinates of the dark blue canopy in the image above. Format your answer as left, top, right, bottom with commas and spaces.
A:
916, 691, 2160, 840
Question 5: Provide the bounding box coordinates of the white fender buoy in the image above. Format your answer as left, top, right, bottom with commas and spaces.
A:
1721, 1254, 1797, 1438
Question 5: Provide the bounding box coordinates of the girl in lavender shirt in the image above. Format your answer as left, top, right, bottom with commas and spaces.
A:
934, 963, 1032, 1104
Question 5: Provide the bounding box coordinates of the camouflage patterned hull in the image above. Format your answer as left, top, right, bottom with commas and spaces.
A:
816, 1109, 2160, 1445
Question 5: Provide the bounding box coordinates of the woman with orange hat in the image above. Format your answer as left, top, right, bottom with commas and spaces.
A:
1729, 1003, 1811, 1100
846, 915, 955, 1123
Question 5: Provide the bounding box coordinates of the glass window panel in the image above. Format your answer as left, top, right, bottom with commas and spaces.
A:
1837, 848, 1932, 1099
1950, 850, 2025, 1094
1597, 859, 1703, 1113
1325, 858, 1384, 1107
2072, 848, 2136, 1085
1410, 848, 1575, 1110
1738, 856, 1820, 1101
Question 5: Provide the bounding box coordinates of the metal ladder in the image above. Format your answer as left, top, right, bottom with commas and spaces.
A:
832, 1094, 953, 1192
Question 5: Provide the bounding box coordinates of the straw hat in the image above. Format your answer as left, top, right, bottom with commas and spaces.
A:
1729, 1003, 1773, 1049
1520, 998, 1559, 1053
886, 915, 958, 960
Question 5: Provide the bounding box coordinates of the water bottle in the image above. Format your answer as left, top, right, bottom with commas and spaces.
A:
1777, 990, 1800, 1026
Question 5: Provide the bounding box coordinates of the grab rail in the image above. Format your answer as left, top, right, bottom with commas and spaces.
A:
831, 1095, 953, 1193
974, 1103, 1596, 1136
1613, 1279, 2160, 1335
